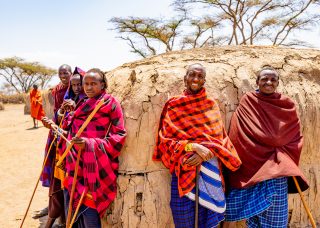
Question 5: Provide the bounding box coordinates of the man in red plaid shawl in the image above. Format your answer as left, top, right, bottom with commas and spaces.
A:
56, 68, 126, 227
153, 64, 241, 228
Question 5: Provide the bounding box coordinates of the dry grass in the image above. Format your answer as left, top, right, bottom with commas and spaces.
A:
0, 93, 26, 104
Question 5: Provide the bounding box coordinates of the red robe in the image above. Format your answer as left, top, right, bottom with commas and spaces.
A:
30, 89, 45, 120
52, 83, 68, 114
227, 91, 309, 193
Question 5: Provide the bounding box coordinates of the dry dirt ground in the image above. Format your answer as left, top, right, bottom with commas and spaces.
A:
0, 104, 50, 227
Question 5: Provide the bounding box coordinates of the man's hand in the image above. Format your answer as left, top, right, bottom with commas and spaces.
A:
41, 117, 55, 129
61, 99, 76, 112
71, 137, 85, 150
184, 153, 203, 166
51, 124, 68, 136
192, 143, 213, 161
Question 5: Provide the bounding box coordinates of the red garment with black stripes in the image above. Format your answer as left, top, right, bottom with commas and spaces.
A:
153, 88, 241, 197
61, 92, 126, 217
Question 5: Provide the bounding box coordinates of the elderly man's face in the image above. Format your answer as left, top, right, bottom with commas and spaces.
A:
257, 69, 279, 95
184, 65, 206, 93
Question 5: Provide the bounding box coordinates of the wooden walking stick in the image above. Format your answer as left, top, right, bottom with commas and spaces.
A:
292, 176, 316, 228
69, 189, 86, 228
57, 98, 105, 167
195, 165, 200, 228
19, 137, 55, 228
19, 113, 66, 228
66, 148, 82, 228
52, 125, 71, 145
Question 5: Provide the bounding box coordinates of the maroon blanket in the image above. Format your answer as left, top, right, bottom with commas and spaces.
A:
227, 91, 308, 193
62, 92, 126, 217
41, 83, 68, 187
52, 83, 68, 113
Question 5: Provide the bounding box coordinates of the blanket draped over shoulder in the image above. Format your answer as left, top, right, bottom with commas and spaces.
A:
41, 83, 68, 186
30, 88, 45, 120
62, 92, 126, 217
153, 88, 241, 197
227, 91, 309, 193
52, 83, 68, 114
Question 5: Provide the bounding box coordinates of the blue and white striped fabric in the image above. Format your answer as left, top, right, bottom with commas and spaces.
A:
185, 157, 226, 213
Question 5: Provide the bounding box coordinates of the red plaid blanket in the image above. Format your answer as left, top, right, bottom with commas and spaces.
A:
153, 88, 241, 196
61, 92, 126, 217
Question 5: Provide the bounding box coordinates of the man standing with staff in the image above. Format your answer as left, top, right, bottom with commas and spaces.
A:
153, 63, 241, 228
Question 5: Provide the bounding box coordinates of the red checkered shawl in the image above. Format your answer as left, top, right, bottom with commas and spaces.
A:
153, 88, 241, 197
61, 92, 126, 217
227, 91, 309, 192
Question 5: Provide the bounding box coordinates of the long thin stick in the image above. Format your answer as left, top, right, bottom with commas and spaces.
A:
20, 112, 66, 228
57, 98, 105, 166
19, 135, 57, 228
52, 126, 71, 145
66, 148, 82, 228
293, 176, 316, 228
69, 189, 86, 228
195, 165, 199, 228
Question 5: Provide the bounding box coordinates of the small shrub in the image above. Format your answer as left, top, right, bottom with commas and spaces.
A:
0, 102, 4, 111
0, 93, 26, 104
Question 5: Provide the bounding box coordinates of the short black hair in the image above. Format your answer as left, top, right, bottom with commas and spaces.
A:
256, 66, 279, 82
86, 68, 108, 89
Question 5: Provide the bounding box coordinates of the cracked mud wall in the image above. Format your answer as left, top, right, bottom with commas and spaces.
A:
39, 46, 320, 227
101, 46, 320, 228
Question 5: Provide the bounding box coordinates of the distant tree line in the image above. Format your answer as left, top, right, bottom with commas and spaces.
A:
0, 57, 56, 94
110, 0, 320, 58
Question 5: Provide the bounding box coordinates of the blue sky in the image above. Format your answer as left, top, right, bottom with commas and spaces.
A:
0, 0, 319, 85
0, 0, 173, 72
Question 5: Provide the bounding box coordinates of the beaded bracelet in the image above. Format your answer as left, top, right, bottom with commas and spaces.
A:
185, 143, 193, 152
57, 108, 64, 117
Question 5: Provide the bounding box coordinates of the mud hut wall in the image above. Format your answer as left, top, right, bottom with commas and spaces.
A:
41, 89, 54, 119
103, 46, 320, 227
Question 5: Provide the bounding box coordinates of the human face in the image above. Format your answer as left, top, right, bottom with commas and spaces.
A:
59, 68, 72, 86
70, 75, 82, 95
83, 72, 105, 98
257, 69, 279, 95
184, 65, 206, 93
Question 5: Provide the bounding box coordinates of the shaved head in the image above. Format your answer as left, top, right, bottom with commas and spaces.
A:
186, 63, 206, 76
58, 64, 72, 73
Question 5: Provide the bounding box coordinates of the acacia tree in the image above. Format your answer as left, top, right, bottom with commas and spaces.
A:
0, 57, 56, 93
175, 0, 320, 46
110, 16, 186, 57
110, 0, 320, 58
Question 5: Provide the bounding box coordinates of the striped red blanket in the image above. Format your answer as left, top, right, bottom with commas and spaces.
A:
61, 92, 126, 217
153, 88, 241, 196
